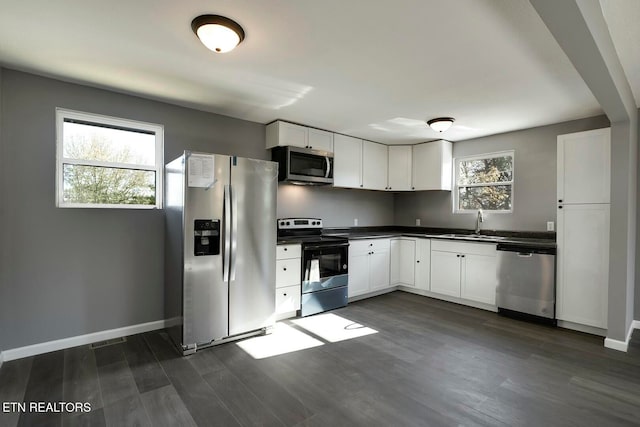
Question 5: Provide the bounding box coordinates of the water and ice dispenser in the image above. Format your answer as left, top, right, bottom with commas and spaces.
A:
194, 219, 220, 256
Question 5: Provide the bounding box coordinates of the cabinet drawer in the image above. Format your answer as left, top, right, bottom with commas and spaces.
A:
349, 238, 391, 255
276, 285, 301, 314
276, 244, 301, 259
276, 259, 301, 288
431, 240, 496, 256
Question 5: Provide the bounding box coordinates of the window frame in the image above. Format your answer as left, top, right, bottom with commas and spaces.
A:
453, 150, 514, 214
55, 108, 164, 209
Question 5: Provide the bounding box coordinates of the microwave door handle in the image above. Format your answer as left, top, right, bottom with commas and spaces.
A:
223, 185, 231, 282
325, 156, 331, 178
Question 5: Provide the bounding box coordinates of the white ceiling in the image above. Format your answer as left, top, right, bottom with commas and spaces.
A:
0, 0, 636, 144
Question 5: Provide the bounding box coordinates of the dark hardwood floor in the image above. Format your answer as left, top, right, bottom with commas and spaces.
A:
2, 291, 640, 426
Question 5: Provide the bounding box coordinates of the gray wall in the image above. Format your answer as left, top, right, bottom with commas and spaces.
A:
0, 66, 5, 354
0, 69, 267, 350
277, 184, 394, 227
394, 115, 610, 232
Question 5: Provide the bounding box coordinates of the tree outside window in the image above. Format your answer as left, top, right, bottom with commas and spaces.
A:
455, 152, 513, 212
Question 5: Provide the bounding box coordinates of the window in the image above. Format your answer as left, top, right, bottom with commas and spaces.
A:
56, 109, 164, 208
454, 151, 513, 213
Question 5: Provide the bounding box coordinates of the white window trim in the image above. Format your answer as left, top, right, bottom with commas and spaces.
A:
453, 150, 514, 214
55, 108, 164, 209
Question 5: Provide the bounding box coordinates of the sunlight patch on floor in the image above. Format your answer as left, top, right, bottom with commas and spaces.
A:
236, 322, 323, 359
291, 313, 378, 343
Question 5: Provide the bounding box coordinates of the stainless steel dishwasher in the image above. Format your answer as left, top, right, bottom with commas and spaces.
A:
496, 243, 556, 325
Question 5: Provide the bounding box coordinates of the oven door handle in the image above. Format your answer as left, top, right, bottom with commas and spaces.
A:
304, 242, 350, 250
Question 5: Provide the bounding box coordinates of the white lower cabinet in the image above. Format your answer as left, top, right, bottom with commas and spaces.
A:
415, 238, 431, 291
430, 240, 497, 305
390, 238, 416, 287
348, 239, 390, 297
275, 244, 302, 319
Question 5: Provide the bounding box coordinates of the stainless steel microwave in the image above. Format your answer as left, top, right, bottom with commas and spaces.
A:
272, 146, 333, 185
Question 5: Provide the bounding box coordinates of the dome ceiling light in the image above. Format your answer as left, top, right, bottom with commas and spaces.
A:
191, 15, 245, 53
427, 117, 455, 133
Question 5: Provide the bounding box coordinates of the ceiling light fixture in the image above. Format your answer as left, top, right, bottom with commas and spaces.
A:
427, 117, 455, 132
191, 15, 245, 53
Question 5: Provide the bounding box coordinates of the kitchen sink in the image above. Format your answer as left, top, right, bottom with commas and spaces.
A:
438, 233, 508, 241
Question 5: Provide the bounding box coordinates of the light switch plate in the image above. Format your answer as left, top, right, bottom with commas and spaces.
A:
354, 218, 358, 226
547, 221, 554, 231
415, 219, 421, 226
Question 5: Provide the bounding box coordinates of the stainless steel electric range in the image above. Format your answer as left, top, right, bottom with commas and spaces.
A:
277, 218, 349, 317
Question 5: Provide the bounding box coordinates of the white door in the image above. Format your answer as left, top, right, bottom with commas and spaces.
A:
369, 251, 391, 291
308, 128, 334, 152
388, 146, 412, 191
333, 134, 362, 188
412, 140, 452, 191
362, 141, 388, 190
557, 204, 609, 328
414, 239, 431, 291
348, 253, 370, 297
279, 122, 308, 148
430, 250, 461, 297
557, 128, 610, 204
461, 254, 497, 305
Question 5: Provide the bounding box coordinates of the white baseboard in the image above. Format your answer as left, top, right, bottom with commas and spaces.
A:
2, 319, 167, 362
603, 320, 640, 352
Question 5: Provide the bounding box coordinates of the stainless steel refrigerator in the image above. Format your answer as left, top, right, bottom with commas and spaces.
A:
165, 151, 278, 355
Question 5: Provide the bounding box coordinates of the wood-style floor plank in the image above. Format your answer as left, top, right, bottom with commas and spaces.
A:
121, 334, 170, 394
62, 346, 102, 412
102, 394, 150, 427
140, 385, 196, 427
17, 351, 64, 427
0, 357, 33, 427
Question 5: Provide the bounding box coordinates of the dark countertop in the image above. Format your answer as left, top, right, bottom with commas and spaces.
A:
320, 226, 556, 249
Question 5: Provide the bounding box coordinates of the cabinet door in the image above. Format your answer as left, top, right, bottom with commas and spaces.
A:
398, 239, 416, 286
557, 204, 609, 328
388, 146, 412, 191
430, 250, 461, 297
461, 254, 497, 305
308, 128, 334, 152
412, 140, 452, 191
334, 134, 362, 188
369, 250, 391, 291
557, 128, 610, 204
414, 239, 431, 290
362, 141, 388, 190
390, 239, 401, 284
348, 252, 370, 297
277, 121, 308, 148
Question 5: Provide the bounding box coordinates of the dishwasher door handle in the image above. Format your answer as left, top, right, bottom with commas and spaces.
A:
517, 253, 533, 257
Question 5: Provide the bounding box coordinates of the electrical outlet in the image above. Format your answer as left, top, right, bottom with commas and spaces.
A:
547, 221, 554, 231
415, 219, 421, 226
354, 218, 358, 226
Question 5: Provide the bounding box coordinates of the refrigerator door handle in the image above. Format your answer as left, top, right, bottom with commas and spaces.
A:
223, 184, 231, 282
230, 184, 238, 281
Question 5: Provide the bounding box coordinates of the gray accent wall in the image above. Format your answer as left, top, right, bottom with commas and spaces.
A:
394, 115, 610, 231
0, 69, 266, 350
277, 184, 394, 227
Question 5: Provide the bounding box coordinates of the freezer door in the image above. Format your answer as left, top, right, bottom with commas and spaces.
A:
228, 157, 278, 336
183, 153, 230, 345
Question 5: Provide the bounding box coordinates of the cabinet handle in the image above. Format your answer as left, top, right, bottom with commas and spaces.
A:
417, 260, 420, 263
284, 248, 287, 251
309, 146, 313, 149
559, 206, 563, 209
283, 293, 287, 296
283, 267, 287, 271
461, 255, 465, 258
457, 254, 460, 258
412, 187, 415, 190
558, 199, 563, 203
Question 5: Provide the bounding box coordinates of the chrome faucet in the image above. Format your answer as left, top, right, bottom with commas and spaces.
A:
475, 209, 484, 234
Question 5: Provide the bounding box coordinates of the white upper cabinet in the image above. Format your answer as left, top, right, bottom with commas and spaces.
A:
557, 128, 610, 204
387, 146, 413, 191
412, 140, 453, 191
362, 141, 388, 191
333, 134, 363, 188
266, 121, 334, 152
307, 128, 334, 152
